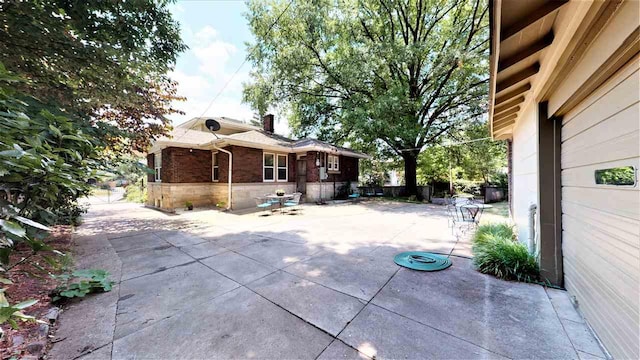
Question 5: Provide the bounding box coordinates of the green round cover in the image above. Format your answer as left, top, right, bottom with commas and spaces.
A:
393, 251, 452, 271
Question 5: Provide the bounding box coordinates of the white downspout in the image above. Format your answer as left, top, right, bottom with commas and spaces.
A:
212, 144, 232, 210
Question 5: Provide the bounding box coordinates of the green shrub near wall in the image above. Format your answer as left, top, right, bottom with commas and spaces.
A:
472, 223, 540, 283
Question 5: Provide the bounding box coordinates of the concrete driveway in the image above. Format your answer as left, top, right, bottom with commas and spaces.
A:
50, 201, 605, 360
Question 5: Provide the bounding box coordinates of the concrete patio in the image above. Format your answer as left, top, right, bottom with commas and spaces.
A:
50, 201, 606, 360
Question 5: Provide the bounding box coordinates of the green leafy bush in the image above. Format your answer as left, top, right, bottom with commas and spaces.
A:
125, 184, 147, 203
474, 223, 515, 245
0, 283, 42, 339
472, 223, 539, 282
52, 269, 114, 302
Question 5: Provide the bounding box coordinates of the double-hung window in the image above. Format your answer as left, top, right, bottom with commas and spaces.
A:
212, 152, 219, 181
264, 153, 288, 182
327, 155, 339, 171
154, 152, 162, 182
277, 154, 288, 181
263, 153, 275, 181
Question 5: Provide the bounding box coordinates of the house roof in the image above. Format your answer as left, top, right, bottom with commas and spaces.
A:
207, 130, 370, 159
151, 127, 218, 149
150, 117, 369, 159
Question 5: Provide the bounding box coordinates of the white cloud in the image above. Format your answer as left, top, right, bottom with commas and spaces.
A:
168, 23, 290, 136
194, 25, 218, 43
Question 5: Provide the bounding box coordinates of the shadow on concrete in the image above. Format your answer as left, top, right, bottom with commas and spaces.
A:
50, 202, 599, 360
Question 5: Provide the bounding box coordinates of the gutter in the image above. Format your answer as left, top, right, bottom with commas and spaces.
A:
211, 142, 233, 211
488, 0, 502, 139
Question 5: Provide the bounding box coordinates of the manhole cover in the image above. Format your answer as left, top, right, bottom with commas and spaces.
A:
394, 251, 452, 271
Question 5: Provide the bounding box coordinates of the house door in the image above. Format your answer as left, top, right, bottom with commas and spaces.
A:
297, 157, 306, 194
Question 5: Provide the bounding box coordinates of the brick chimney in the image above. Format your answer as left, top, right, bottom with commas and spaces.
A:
263, 114, 274, 133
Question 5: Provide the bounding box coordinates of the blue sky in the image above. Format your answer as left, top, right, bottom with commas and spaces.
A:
167, 1, 288, 134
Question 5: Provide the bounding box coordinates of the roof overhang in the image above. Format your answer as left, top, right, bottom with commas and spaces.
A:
488, 0, 628, 140
196, 138, 371, 159
488, 0, 569, 140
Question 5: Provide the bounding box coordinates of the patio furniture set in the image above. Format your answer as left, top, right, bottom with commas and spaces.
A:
446, 195, 492, 234
255, 192, 303, 214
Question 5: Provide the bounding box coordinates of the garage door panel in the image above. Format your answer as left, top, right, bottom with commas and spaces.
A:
564, 271, 639, 359
562, 103, 640, 160
561, 62, 639, 137
562, 187, 640, 220
562, 132, 639, 170
561, 201, 640, 242
561, 157, 640, 189
561, 53, 639, 360
563, 214, 639, 273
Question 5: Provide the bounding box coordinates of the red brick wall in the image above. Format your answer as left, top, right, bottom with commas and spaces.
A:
163, 147, 212, 183
306, 151, 320, 182
288, 153, 296, 182
146, 154, 155, 183
335, 155, 359, 182
147, 145, 304, 184
228, 146, 294, 183
231, 146, 263, 183
306, 151, 358, 183
216, 149, 230, 183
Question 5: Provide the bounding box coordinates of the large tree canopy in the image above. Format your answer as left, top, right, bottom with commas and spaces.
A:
244, 0, 489, 196
0, 0, 186, 152
0, 0, 186, 230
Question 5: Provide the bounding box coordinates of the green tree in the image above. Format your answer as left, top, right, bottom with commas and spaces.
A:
417, 121, 506, 194
0, 0, 186, 152
244, 0, 489, 196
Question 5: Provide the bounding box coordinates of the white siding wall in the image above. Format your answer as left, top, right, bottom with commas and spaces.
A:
511, 100, 539, 247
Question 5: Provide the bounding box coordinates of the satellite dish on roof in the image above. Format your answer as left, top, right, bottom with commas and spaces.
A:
205, 119, 221, 132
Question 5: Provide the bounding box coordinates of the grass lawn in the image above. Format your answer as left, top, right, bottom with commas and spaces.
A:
481, 201, 510, 224
90, 188, 112, 197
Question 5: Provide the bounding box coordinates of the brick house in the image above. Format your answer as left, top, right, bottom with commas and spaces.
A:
146, 115, 369, 211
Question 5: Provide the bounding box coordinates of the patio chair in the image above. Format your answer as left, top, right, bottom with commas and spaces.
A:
447, 202, 482, 236
283, 192, 303, 213
348, 190, 361, 202
365, 188, 375, 197
255, 196, 273, 215
375, 188, 384, 197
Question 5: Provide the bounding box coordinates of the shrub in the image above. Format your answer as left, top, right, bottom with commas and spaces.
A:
474, 223, 515, 245
335, 181, 352, 199
52, 269, 114, 302
125, 184, 147, 203
472, 223, 539, 282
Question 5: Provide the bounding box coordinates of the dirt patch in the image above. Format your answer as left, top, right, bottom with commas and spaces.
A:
0, 226, 73, 359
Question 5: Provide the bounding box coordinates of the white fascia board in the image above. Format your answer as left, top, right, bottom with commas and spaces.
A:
196, 139, 371, 159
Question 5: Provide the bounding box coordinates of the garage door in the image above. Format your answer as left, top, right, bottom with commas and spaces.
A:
560, 56, 639, 359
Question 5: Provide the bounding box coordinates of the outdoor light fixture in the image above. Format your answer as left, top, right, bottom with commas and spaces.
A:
316, 152, 320, 166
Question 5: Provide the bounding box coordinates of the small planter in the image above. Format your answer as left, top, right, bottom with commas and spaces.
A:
185, 201, 193, 211
276, 189, 285, 197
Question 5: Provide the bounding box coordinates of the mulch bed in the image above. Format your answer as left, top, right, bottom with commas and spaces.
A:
0, 226, 74, 359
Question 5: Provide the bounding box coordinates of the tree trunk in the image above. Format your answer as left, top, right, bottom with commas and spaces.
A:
403, 153, 418, 198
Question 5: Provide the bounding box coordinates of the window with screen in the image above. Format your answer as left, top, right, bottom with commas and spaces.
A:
212, 152, 219, 181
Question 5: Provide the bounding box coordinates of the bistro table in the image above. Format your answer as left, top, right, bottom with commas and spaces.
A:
265, 194, 294, 212
459, 203, 493, 210
456, 202, 493, 224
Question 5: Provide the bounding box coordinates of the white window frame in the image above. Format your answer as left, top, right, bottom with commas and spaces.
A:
328, 154, 339, 171
263, 152, 275, 182
277, 154, 288, 182
212, 152, 219, 182
154, 151, 162, 182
